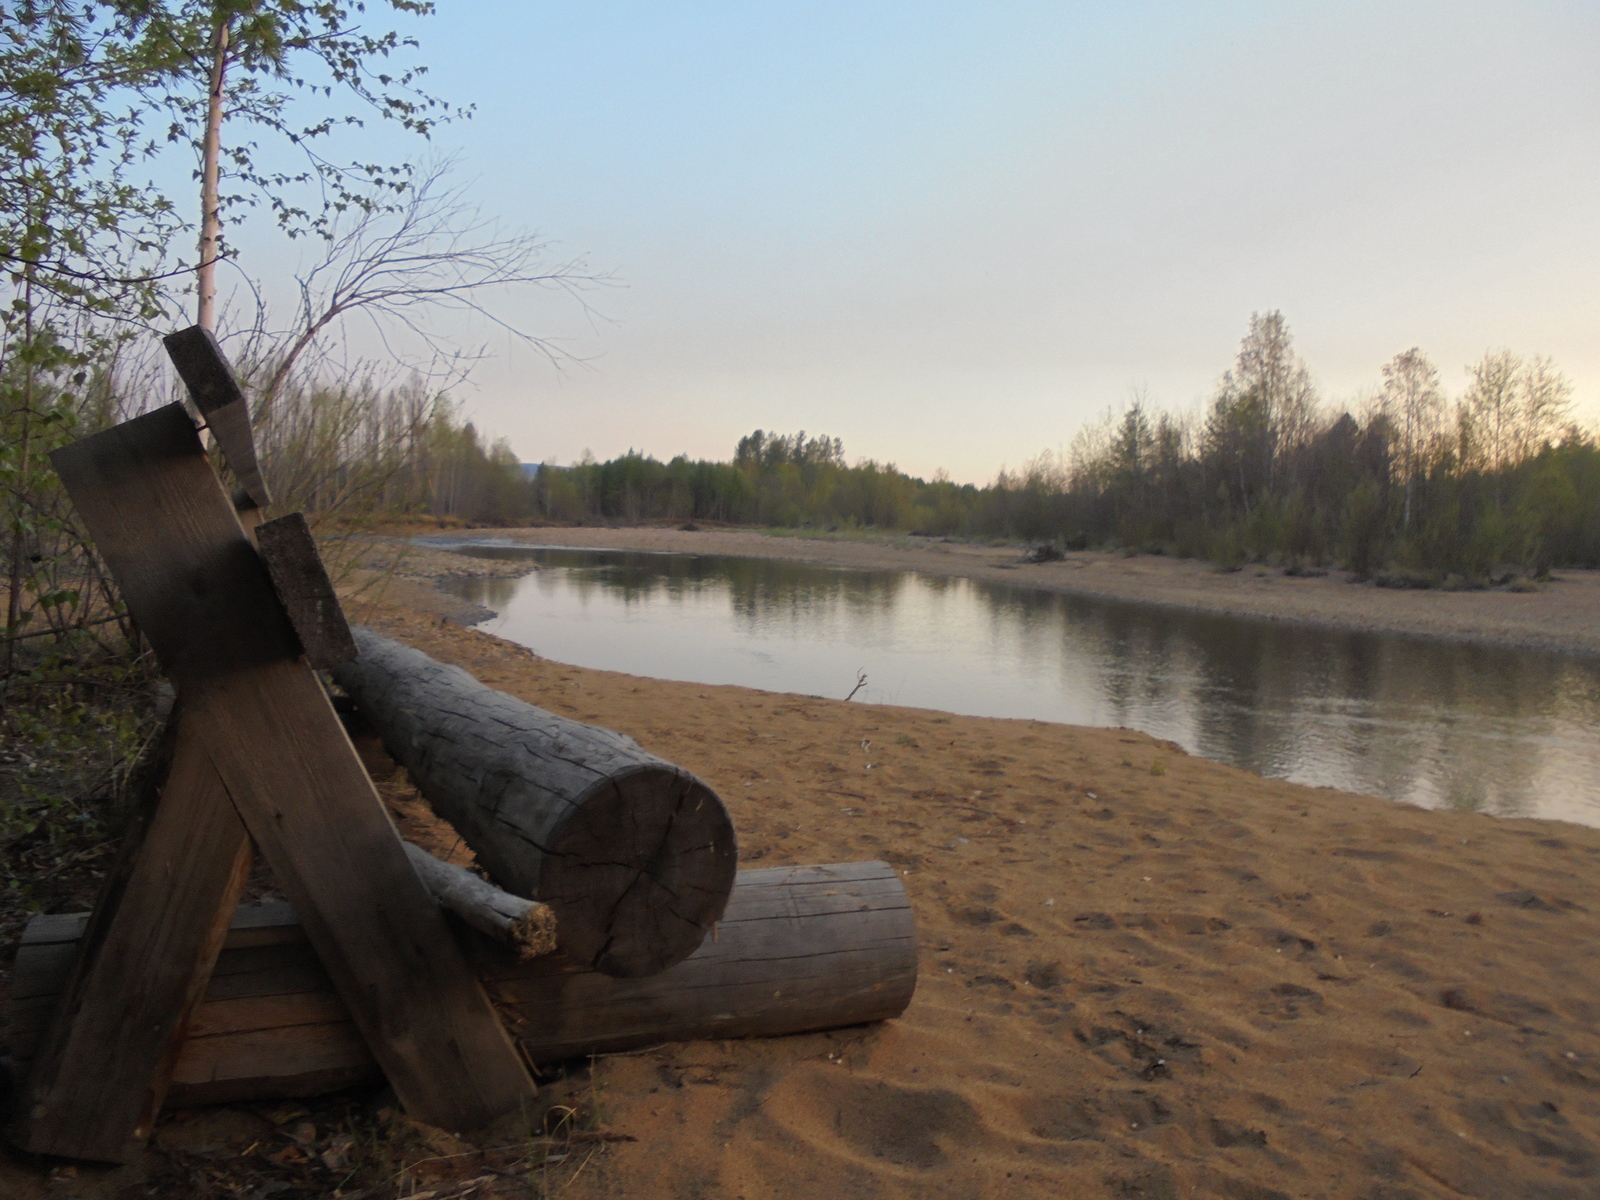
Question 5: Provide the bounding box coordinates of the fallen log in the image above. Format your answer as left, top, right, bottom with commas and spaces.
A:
8, 863, 917, 1108
403, 841, 557, 961
332, 627, 736, 978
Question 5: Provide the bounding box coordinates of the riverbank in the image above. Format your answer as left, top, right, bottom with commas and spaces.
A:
367, 525, 1600, 659
5, 534, 1598, 1199
342, 599, 1600, 1199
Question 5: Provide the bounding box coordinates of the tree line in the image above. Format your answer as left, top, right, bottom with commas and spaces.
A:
471, 312, 1596, 584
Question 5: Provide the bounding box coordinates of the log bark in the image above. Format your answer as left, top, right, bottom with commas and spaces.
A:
403, 842, 557, 960
332, 627, 737, 978
8, 863, 918, 1108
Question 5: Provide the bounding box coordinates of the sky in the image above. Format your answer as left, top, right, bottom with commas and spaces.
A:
217, 1, 1600, 483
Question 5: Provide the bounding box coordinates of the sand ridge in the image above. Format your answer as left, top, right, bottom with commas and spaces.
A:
346, 600, 1600, 1200
400, 525, 1600, 659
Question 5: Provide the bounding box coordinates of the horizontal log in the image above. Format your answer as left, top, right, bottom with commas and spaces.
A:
332, 627, 737, 978
8, 863, 917, 1108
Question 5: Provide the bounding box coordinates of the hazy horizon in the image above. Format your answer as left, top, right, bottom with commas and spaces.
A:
220, 1, 1599, 485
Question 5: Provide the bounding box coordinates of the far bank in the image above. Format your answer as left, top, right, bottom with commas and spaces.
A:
356, 525, 1600, 660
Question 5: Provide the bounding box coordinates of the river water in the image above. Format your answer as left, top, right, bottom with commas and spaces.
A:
430, 540, 1600, 828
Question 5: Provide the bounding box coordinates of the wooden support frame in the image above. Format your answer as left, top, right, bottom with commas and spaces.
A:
11, 401, 533, 1162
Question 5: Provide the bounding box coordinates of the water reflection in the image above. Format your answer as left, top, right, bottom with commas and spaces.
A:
430, 541, 1600, 827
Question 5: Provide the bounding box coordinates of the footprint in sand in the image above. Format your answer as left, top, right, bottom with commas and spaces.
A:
763, 1071, 983, 1171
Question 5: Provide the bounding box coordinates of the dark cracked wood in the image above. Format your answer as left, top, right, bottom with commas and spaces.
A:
332, 627, 738, 978
10, 862, 919, 1105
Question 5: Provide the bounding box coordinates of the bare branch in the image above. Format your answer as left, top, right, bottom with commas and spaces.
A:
254, 157, 612, 415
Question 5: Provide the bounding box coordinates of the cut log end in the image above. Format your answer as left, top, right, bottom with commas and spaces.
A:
334, 627, 737, 979
543, 767, 738, 978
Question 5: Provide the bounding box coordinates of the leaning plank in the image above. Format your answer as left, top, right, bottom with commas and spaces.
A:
7, 713, 252, 1162
162, 324, 271, 509
403, 842, 558, 960
333, 627, 737, 978
46, 403, 533, 1136
255, 512, 357, 669
9, 863, 918, 1107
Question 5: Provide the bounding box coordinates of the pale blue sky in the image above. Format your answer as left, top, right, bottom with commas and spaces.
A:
223, 1, 1600, 481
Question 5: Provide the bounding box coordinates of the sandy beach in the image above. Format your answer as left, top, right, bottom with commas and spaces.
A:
4, 529, 1599, 1199
359, 525, 1600, 660
349, 598, 1600, 1200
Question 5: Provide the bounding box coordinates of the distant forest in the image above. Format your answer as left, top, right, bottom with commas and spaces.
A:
297, 312, 1600, 585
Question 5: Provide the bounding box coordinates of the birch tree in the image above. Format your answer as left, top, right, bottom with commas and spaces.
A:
160, 1, 459, 330
1379, 347, 1443, 529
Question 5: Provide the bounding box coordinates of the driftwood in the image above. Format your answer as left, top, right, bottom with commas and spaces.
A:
403, 842, 557, 960
8, 863, 918, 1108
332, 627, 737, 978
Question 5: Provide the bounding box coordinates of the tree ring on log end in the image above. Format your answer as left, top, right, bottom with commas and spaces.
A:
542, 764, 737, 978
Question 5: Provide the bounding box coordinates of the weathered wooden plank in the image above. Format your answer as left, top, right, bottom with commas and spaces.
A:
18, 901, 306, 951
254, 512, 356, 668
202, 945, 336, 1002
48, 404, 299, 683
162, 325, 271, 509
7, 713, 253, 1163
184, 991, 353, 1039
10, 864, 919, 1106
333, 627, 738, 978
44, 403, 534, 1140
170, 1024, 375, 1108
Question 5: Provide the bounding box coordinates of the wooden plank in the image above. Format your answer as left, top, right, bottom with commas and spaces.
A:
255, 512, 356, 668
162, 325, 271, 509
184, 991, 354, 1039
18, 901, 301, 952
203, 944, 336, 1002
186, 662, 535, 1126
8, 714, 252, 1162
170, 1024, 375, 1108
48, 404, 299, 683
45, 403, 534, 1137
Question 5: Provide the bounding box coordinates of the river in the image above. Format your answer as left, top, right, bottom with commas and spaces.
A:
430, 540, 1600, 828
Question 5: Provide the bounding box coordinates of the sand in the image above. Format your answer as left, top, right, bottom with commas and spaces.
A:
338, 590, 1600, 1200
5, 532, 1599, 1199
383, 524, 1600, 658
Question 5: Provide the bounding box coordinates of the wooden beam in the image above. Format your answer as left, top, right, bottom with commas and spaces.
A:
42, 403, 533, 1140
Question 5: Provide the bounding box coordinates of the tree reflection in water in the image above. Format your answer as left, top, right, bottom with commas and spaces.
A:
433, 541, 1600, 827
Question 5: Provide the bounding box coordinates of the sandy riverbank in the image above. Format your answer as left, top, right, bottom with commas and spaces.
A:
5, 534, 1599, 1199
345, 601, 1600, 1199
371, 525, 1600, 658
